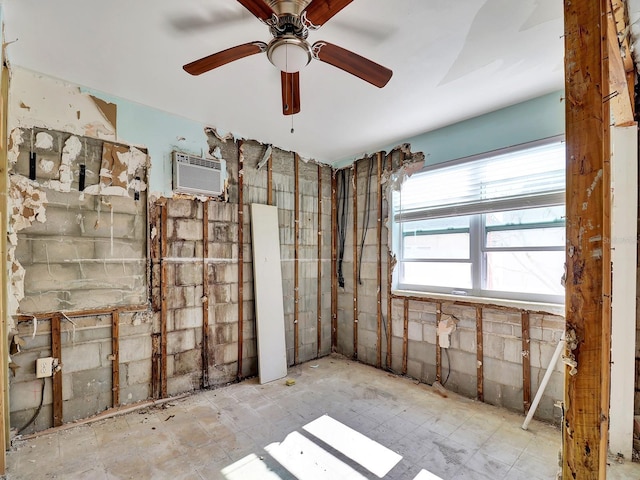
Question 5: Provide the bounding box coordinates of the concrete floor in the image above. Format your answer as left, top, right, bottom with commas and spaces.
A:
5, 354, 640, 479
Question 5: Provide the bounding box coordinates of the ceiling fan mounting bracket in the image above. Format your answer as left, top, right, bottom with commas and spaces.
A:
268, 14, 309, 39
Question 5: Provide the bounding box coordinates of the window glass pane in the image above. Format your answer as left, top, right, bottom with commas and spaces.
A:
402, 216, 470, 259
485, 251, 565, 296
485, 205, 565, 227
401, 261, 472, 289
487, 227, 565, 248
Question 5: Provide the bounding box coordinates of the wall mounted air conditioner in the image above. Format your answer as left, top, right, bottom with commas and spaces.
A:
173, 151, 226, 196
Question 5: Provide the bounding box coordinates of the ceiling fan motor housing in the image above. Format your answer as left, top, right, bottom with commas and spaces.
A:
263, 0, 313, 17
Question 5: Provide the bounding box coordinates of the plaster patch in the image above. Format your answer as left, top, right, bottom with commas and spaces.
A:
35, 132, 54, 150
39, 159, 55, 173
205, 126, 234, 142
437, 314, 458, 348
45, 135, 82, 192
8, 128, 24, 165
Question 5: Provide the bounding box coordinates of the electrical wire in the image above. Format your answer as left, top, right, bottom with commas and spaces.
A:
337, 169, 349, 287
17, 378, 45, 435
443, 348, 451, 386
357, 157, 374, 285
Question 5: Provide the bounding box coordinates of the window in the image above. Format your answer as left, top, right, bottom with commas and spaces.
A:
392, 138, 565, 304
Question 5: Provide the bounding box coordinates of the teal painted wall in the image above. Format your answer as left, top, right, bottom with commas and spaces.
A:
81, 88, 224, 197
336, 91, 565, 169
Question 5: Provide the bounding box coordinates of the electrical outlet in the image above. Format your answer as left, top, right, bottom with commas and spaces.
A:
36, 357, 54, 378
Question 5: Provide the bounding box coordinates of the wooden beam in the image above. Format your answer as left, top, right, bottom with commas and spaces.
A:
386, 154, 393, 370
353, 162, 359, 359
435, 303, 442, 383
160, 203, 168, 398
607, 0, 634, 126
521, 311, 531, 413
111, 311, 120, 407
151, 333, 161, 399
402, 299, 409, 375
237, 141, 245, 379
331, 171, 338, 351
317, 164, 323, 357
563, 0, 611, 477
16, 305, 148, 323
201, 200, 210, 389
476, 307, 483, 402
51, 314, 63, 427
376, 152, 383, 369
294, 153, 300, 364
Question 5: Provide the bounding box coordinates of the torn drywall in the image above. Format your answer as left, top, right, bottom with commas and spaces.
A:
437, 314, 458, 348
44, 135, 81, 192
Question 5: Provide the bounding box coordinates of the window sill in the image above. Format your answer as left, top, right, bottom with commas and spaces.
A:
392, 289, 565, 316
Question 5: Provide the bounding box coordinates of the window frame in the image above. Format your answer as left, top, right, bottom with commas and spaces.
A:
392, 136, 566, 305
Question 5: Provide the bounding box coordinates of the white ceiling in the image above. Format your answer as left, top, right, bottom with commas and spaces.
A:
2, 0, 564, 164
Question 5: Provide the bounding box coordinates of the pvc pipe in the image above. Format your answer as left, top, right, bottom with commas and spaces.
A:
522, 330, 566, 430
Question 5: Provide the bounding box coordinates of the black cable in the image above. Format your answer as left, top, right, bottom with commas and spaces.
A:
443, 348, 451, 386
337, 169, 348, 288
18, 378, 45, 435
357, 158, 374, 285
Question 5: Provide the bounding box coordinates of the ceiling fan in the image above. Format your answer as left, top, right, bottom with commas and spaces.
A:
183, 0, 393, 115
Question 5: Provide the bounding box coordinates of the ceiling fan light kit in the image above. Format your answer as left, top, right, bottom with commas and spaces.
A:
183, 0, 392, 115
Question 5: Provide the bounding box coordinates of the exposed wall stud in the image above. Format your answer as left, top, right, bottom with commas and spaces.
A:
376, 152, 383, 368
317, 163, 322, 357
331, 172, 338, 351
160, 202, 168, 398
521, 311, 531, 412
476, 306, 483, 402
201, 200, 210, 389
294, 153, 300, 364
353, 161, 359, 358
402, 298, 409, 374
112, 310, 120, 407
386, 153, 393, 370
51, 313, 62, 427
435, 303, 442, 383
237, 141, 245, 379
563, 0, 611, 476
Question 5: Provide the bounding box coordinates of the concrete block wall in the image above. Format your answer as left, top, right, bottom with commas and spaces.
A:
336, 149, 565, 423
9, 310, 153, 434
11, 128, 148, 315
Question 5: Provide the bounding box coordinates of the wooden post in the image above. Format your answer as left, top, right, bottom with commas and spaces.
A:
151, 333, 161, 399
435, 303, 442, 383
112, 310, 120, 407
51, 313, 63, 427
376, 152, 383, 368
317, 164, 323, 357
202, 200, 210, 389
331, 172, 338, 351
386, 154, 393, 370
294, 153, 300, 364
476, 307, 483, 402
237, 141, 245, 379
353, 162, 359, 359
402, 298, 409, 374
160, 203, 168, 398
563, 0, 611, 477
521, 311, 531, 413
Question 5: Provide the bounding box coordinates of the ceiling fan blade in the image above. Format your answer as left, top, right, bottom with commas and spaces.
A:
281, 71, 301, 115
237, 0, 274, 21
303, 0, 353, 27
312, 41, 392, 88
183, 42, 267, 76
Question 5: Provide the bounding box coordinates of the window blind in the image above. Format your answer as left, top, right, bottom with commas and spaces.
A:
394, 140, 565, 222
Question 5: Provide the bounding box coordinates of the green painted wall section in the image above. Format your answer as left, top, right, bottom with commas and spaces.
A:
80, 88, 227, 197
336, 91, 565, 169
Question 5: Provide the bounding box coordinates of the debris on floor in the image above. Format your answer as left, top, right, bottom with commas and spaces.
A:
285, 379, 296, 386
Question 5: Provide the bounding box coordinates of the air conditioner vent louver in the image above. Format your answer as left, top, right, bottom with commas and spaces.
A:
173, 151, 226, 196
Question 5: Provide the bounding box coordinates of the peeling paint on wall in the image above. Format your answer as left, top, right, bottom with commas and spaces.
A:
44, 135, 81, 192
8, 128, 23, 165
35, 131, 54, 150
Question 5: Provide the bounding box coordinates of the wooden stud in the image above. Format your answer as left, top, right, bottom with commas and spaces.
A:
607, 0, 635, 126
376, 152, 383, 368
353, 162, 358, 358
267, 152, 273, 206
402, 298, 409, 375
317, 164, 323, 357
201, 200, 210, 389
563, 0, 611, 477
160, 203, 168, 398
16, 304, 148, 323
294, 153, 300, 364
331, 172, 338, 351
386, 154, 393, 370
237, 141, 245, 380
476, 306, 484, 402
435, 303, 442, 383
521, 311, 531, 413
151, 333, 161, 399
112, 310, 120, 407
51, 313, 63, 427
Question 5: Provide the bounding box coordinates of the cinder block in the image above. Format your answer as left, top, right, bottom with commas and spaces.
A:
174, 349, 201, 376
408, 321, 423, 341
483, 356, 522, 388
174, 218, 203, 241
125, 359, 151, 386
120, 336, 152, 363
174, 307, 203, 330
167, 374, 198, 396
63, 342, 103, 373
167, 199, 196, 218
167, 329, 196, 355
71, 367, 112, 397
120, 383, 151, 405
